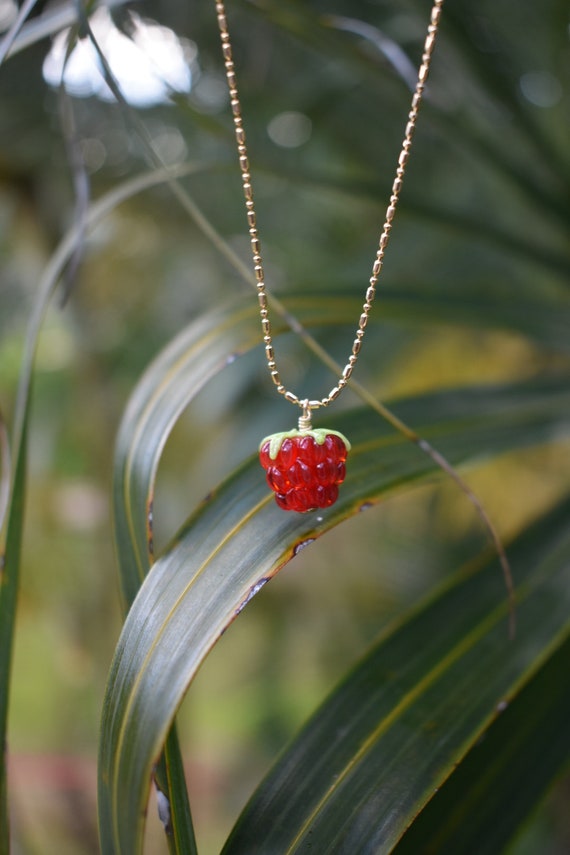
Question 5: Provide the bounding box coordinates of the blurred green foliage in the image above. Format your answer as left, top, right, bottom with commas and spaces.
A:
0, 0, 568, 852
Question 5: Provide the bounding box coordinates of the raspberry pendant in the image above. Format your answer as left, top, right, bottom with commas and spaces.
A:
259, 428, 351, 512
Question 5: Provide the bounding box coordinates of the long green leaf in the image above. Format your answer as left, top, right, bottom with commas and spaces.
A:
98, 379, 570, 854
222, 495, 570, 854
0, 412, 10, 538
0, 0, 39, 67
0, 162, 212, 855
392, 633, 570, 854
153, 727, 197, 855
3, 0, 127, 59
0, 408, 29, 855
114, 289, 570, 608
112, 286, 565, 854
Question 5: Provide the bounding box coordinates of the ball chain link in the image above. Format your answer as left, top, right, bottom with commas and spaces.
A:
215, 0, 445, 418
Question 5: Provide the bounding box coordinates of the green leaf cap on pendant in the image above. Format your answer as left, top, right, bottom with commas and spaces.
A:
259, 429, 351, 461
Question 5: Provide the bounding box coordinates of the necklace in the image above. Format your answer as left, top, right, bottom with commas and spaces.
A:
215, 0, 445, 512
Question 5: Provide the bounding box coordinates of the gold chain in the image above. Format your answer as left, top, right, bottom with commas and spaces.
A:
215, 0, 444, 416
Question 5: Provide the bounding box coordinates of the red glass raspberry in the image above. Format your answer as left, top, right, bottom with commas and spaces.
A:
259, 429, 351, 512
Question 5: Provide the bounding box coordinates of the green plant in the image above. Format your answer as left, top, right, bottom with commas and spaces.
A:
0, 1, 568, 853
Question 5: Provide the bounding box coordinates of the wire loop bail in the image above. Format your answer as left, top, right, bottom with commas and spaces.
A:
298, 400, 312, 432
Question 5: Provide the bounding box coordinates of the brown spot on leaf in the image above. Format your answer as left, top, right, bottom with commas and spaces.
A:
235, 577, 270, 617
293, 538, 315, 556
